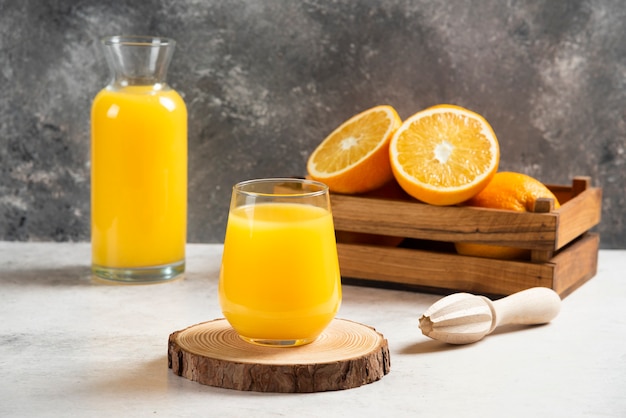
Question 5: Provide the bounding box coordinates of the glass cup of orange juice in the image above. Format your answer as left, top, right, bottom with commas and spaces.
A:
219, 178, 342, 347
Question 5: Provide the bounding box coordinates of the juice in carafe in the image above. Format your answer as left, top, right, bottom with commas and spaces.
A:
91, 86, 187, 270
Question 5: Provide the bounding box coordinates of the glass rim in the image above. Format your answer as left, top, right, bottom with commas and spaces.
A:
233, 178, 329, 198
102, 35, 175, 47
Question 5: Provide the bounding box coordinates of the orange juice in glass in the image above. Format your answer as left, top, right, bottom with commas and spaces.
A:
91, 36, 187, 283
219, 178, 342, 347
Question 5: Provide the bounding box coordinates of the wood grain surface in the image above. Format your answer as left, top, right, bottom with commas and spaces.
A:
168, 318, 390, 392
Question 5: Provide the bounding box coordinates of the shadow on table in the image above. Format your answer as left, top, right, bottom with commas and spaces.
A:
85, 355, 263, 397
400, 339, 468, 354
1, 265, 193, 287
1, 265, 94, 287
400, 324, 548, 354
78, 356, 173, 396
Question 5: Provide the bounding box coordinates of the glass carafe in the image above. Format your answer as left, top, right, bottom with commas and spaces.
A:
91, 36, 187, 283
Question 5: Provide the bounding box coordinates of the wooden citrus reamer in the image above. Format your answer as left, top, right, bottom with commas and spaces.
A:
419, 287, 562, 344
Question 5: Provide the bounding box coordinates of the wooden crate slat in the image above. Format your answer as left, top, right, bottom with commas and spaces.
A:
554, 187, 602, 249
551, 233, 600, 297
331, 195, 559, 250
337, 243, 555, 296
331, 177, 601, 252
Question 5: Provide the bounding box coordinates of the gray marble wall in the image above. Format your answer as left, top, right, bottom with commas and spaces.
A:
1, 0, 624, 248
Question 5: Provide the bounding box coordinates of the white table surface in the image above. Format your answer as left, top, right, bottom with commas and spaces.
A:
1, 242, 624, 418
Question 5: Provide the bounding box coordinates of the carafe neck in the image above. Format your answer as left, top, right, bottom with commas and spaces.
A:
102, 36, 176, 89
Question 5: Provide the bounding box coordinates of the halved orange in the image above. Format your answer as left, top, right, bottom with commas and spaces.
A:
389, 104, 500, 206
307, 105, 401, 194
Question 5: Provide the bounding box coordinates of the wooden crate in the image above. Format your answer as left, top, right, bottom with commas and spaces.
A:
331, 176, 602, 298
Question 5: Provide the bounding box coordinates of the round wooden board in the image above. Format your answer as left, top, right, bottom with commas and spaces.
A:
168, 318, 390, 393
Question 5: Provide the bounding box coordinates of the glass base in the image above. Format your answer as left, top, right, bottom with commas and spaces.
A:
239, 335, 317, 347
92, 260, 185, 284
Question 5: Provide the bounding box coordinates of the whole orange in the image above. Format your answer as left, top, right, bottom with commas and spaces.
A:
454, 172, 561, 259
